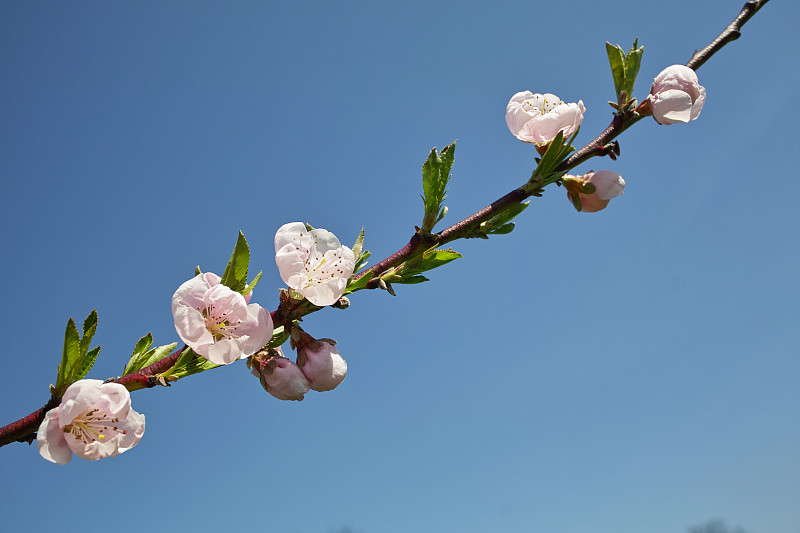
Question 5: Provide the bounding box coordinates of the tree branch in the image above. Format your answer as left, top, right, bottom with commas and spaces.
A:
0, 0, 772, 451
686, 0, 770, 71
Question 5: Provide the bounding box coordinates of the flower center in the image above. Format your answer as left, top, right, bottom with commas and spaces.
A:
201, 304, 240, 341
522, 94, 563, 115
63, 408, 127, 445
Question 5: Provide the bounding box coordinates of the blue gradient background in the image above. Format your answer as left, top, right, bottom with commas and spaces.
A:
0, 1, 797, 532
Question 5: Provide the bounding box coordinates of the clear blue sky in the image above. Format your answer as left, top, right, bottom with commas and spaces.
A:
1, 1, 797, 532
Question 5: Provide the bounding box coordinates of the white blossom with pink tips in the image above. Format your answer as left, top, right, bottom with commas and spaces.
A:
172, 272, 273, 365
648, 65, 706, 125
37, 379, 145, 464
506, 91, 585, 144
275, 222, 356, 307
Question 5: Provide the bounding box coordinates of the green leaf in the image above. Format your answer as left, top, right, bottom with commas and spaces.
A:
76, 346, 101, 381
243, 271, 262, 298
354, 249, 371, 273
137, 343, 178, 373
345, 269, 373, 294
56, 318, 82, 391
398, 248, 462, 281
167, 347, 197, 374
351, 227, 371, 273
488, 222, 515, 235
391, 274, 429, 285
133, 333, 154, 357
165, 348, 220, 380
606, 42, 627, 98
623, 38, 643, 98
530, 131, 576, 188
78, 310, 98, 363
220, 231, 250, 293
123, 333, 154, 375
352, 227, 365, 259
169, 357, 220, 379
123, 334, 178, 375
479, 201, 529, 236
267, 325, 290, 348
195, 265, 202, 276
421, 142, 456, 232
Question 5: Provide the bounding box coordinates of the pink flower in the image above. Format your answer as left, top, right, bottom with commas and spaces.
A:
295, 332, 347, 392
565, 170, 625, 213
649, 65, 706, 125
37, 379, 145, 464
249, 347, 310, 401
506, 91, 585, 144
172, 272, 273, 365
274, 222, 355, 307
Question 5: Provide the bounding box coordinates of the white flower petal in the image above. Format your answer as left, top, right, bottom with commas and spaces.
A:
37, 409, 73, 465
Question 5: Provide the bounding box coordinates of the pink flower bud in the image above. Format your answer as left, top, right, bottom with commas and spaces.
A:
649, 65, 706, 125
295, 332, 347, 392
250, 347, 310, 401
565, 170, 625, 213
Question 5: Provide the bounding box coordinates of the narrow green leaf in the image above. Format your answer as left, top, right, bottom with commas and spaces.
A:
133, 333, 154, 358
243, 271, 263, 297
123, 333, 155, 375
352, 227, 365, 259
124, 341, 178, 375
606, 42, 626, 98
480, 201, 530, 234
623, 39, 644, 97
166, 348, 220, 380
166, 346, 198, 376
56, 318, 81, 390
138, 343, 178, 374
435, 205, 448, 225
169, 358, 220, 379
345, 269, 373, 294
76, 346, 101, 381
220, 231, 250, 293
533, 131, 565, 178
354, 249, 371, 273
79, 310, 98, 360
82, 309, 98, 339
400, 248, 462, 277
392, 274, 429, 285
487, 223, 515, 235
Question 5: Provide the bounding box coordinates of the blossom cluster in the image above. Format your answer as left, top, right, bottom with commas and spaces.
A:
38, 222, 354, 464
35, 61, 708, 465
505, 65, 704, 212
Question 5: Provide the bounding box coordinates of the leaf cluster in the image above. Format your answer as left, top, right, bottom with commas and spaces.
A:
122, 334, 178, 376
527, 131, 578, 191
54, 310, 100, 396
606, 39, 644, 108
420, 142, 455, 233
